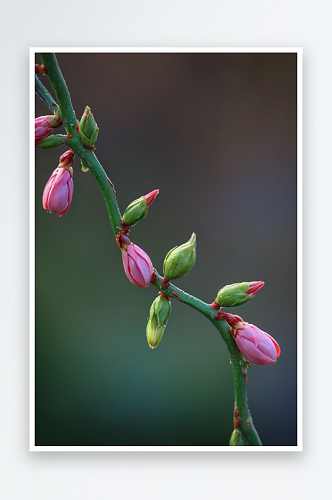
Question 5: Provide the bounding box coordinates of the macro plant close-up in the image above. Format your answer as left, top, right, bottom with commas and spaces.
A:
33, 50, 298, 448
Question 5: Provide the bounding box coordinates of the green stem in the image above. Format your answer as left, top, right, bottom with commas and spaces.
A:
39, 53, 77, 135
69, 137, 122, 236
37, 53, 122, 235
151, 271, 262, 446
35, 74, 59, 114
37, 52, 262, 446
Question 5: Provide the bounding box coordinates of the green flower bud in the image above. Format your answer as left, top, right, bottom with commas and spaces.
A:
36, 134, 67, 149
163, 233, 196, 280
229, 429, 249, 446
215, 281, 264, 308
122, 190, 159, 227
146, 295, 171, 349
79, 106, 99, 147
122, 197, 148, 226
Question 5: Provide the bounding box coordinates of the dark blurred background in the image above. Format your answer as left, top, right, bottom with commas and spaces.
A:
35, 52, 297, 446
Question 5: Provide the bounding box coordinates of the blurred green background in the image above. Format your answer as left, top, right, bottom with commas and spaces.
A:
35, 52, 297, 446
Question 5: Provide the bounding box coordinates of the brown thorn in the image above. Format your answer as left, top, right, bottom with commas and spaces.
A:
161, 277, 170, 289
234, 404, 241, 430
151, 272, 157, 284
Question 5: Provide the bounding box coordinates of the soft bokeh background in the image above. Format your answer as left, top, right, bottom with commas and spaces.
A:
35, 52, 297, 446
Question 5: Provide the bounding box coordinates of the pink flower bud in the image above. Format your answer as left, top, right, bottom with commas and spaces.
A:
42, 165, 74, 217
120, 237, 153, 288
245, 281, 265, 296
35, 115, 62, 144
144, 189, 159, 208
233, 323, 281, 365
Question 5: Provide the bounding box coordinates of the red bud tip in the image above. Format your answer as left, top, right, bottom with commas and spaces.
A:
210, 300, 220, 310
172, 291, 180, 297
144, 189, 159, 208
76, 124, 80, 133
158, 292, 170, 299
59, 150, 74, 168
67, 134, 73, 139
86, 146, 96, 151
245, 281, 264, 295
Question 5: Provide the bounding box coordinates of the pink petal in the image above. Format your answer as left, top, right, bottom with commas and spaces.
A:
236, 336, 276, 365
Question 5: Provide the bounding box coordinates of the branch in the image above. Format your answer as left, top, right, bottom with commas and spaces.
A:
35, 74, 58, 114
39, 53, 77, 135
37, 52, 262, 446
151, 270, 262, 446
38, 53, 122, 236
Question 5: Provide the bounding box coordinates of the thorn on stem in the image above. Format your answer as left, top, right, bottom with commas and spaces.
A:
214, 311, 226, 320
120, 220, 130, 235
234, 405, 241, 430
151, 272, 157, 284
35, 64, 47, 75
161, 277, 170, 289
107, 176, 116, 197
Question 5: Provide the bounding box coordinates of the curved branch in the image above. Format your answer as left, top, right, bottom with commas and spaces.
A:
37, 52, 262, 446
150, 270, 262, 446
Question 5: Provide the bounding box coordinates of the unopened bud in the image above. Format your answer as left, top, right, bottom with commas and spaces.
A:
35, 115, 62, 145
122, 189, 159, 226
146, 295, 171, 348
120, 236, 153, 288
78, 106, 99, 147
216, 281, 264, 308
163, 233, 196, 281
229, 429, 249, 446
42, 155, 74, 217
36, 135, 67, 149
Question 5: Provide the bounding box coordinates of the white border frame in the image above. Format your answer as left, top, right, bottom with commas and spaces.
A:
29, 47, 302, 452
